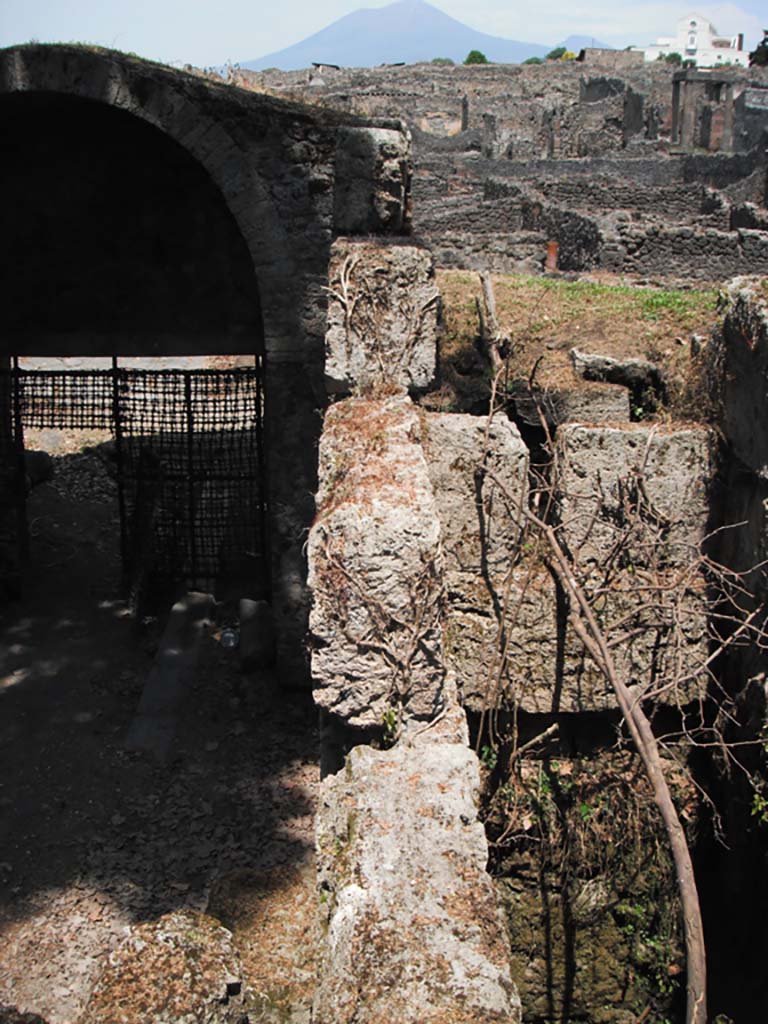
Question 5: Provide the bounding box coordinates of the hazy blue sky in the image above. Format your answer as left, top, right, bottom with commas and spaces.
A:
0, 0, 763, 67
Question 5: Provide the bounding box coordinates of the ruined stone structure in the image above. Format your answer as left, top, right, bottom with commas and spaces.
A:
307, 246, 768, 1020
0, 42, 411, 679
235, 58, 768, 279
2, 43, 768, 1024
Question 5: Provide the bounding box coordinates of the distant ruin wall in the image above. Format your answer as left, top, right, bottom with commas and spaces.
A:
231, 60, 768, 282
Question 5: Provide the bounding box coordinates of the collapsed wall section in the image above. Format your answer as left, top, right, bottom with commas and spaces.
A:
314, 708, 521, 1024
308, 395, 448, 726
307, 239, 521, 1022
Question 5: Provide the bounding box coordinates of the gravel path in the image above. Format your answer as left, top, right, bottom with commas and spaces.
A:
0, 437, 319, 1023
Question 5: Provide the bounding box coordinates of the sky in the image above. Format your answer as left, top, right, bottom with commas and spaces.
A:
0, 0, 764, 68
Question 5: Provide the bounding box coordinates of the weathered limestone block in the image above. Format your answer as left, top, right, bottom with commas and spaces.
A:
334, 126, 411, 235
509, 381, 631, 428
308, 395, 448, 727
81, 911, 243, 1024
570, 348, 665, 403
423, 413, 529, 581
421, 412, 529, 710
324, 239, 440, 395
314, 708, 521, 1024
556, 424, 713, 567
711, 275, 768, 476
447, 564, 708, 714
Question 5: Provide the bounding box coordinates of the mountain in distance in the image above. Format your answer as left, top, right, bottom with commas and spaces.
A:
241, 0, 553, 70
561, 34, 611, 52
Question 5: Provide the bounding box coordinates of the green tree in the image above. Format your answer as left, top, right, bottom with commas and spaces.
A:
546, 46, 566, 60
523, 56, 544, 65
431, 57, 455, 65
749, 29, 768, 66
464, 49, 489, 65
658, 51, 683, 65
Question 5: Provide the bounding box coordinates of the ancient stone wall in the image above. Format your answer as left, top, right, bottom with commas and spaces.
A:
235, 59, 677, 157
410, 148, 768, 277
233, 59, 768, 282
303, 235, 755, 1021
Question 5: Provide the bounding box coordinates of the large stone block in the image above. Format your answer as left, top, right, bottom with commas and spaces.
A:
333, 126, 411, 235
509, 381, 631, 428
324, 239, 440, 395
711, 275, 768, 477
422, 414, 708, 714
448, 566, 709, 714
308, 395, 448, 727
556, 423, 713, 568
422, 411, 529, 709
314, 710, 521, 1024
423, 412, 529, 583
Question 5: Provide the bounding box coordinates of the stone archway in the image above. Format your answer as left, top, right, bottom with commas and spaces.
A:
0, 43, 412, 680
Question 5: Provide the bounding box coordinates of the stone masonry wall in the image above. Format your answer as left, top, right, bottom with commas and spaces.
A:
232, 58, 768, 282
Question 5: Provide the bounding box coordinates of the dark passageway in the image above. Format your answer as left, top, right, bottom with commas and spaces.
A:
1, 91, 264, 356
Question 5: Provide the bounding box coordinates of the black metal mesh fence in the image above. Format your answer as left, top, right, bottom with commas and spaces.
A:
117, 368, 265, 590
1, 365, 266, 598
11, 369, 114, 430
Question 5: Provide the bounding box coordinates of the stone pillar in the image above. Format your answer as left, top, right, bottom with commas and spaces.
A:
265, 351, 324, 687
671, 78, 682, 144
722, 83, 735, 153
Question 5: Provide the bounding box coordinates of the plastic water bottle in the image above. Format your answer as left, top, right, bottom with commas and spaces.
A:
220, 628, 239, 650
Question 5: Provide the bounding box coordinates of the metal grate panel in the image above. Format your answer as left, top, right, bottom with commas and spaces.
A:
1, 362, 266, 603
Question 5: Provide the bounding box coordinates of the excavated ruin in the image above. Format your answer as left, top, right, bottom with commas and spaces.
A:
1, 40, 768, 1024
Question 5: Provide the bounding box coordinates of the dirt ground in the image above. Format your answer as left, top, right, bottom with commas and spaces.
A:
0, 434, 319, 1023
431, 270, 720, 420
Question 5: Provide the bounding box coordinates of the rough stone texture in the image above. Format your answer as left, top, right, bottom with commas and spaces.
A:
509, 381, 630, 428
81, 910, 244, 1024
423, 413, 529, 581
313, 708, 521, 1024
308, 396, 448, 727
333, 126, 411, 235
710, 275, 768, 477
421, 413, 528, 710
324, 239, 440, 395
444, 564, 708, 714
420, 413, 708, 713
556, 423, 713, 568
570, 348, 665, 401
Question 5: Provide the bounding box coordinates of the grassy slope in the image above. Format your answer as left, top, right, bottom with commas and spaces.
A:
430, 271, 720, 422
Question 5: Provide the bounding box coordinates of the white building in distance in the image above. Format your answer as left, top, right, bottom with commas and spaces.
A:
639, 13, 748, 67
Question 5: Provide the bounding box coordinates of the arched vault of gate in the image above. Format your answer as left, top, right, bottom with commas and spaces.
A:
0, 43, 346, 360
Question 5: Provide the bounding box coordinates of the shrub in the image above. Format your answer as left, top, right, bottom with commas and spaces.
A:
749, 30, 768, 67
464, 49, 489, 65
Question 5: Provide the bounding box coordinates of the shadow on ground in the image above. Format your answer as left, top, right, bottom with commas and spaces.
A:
0, 444, 318, 1022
